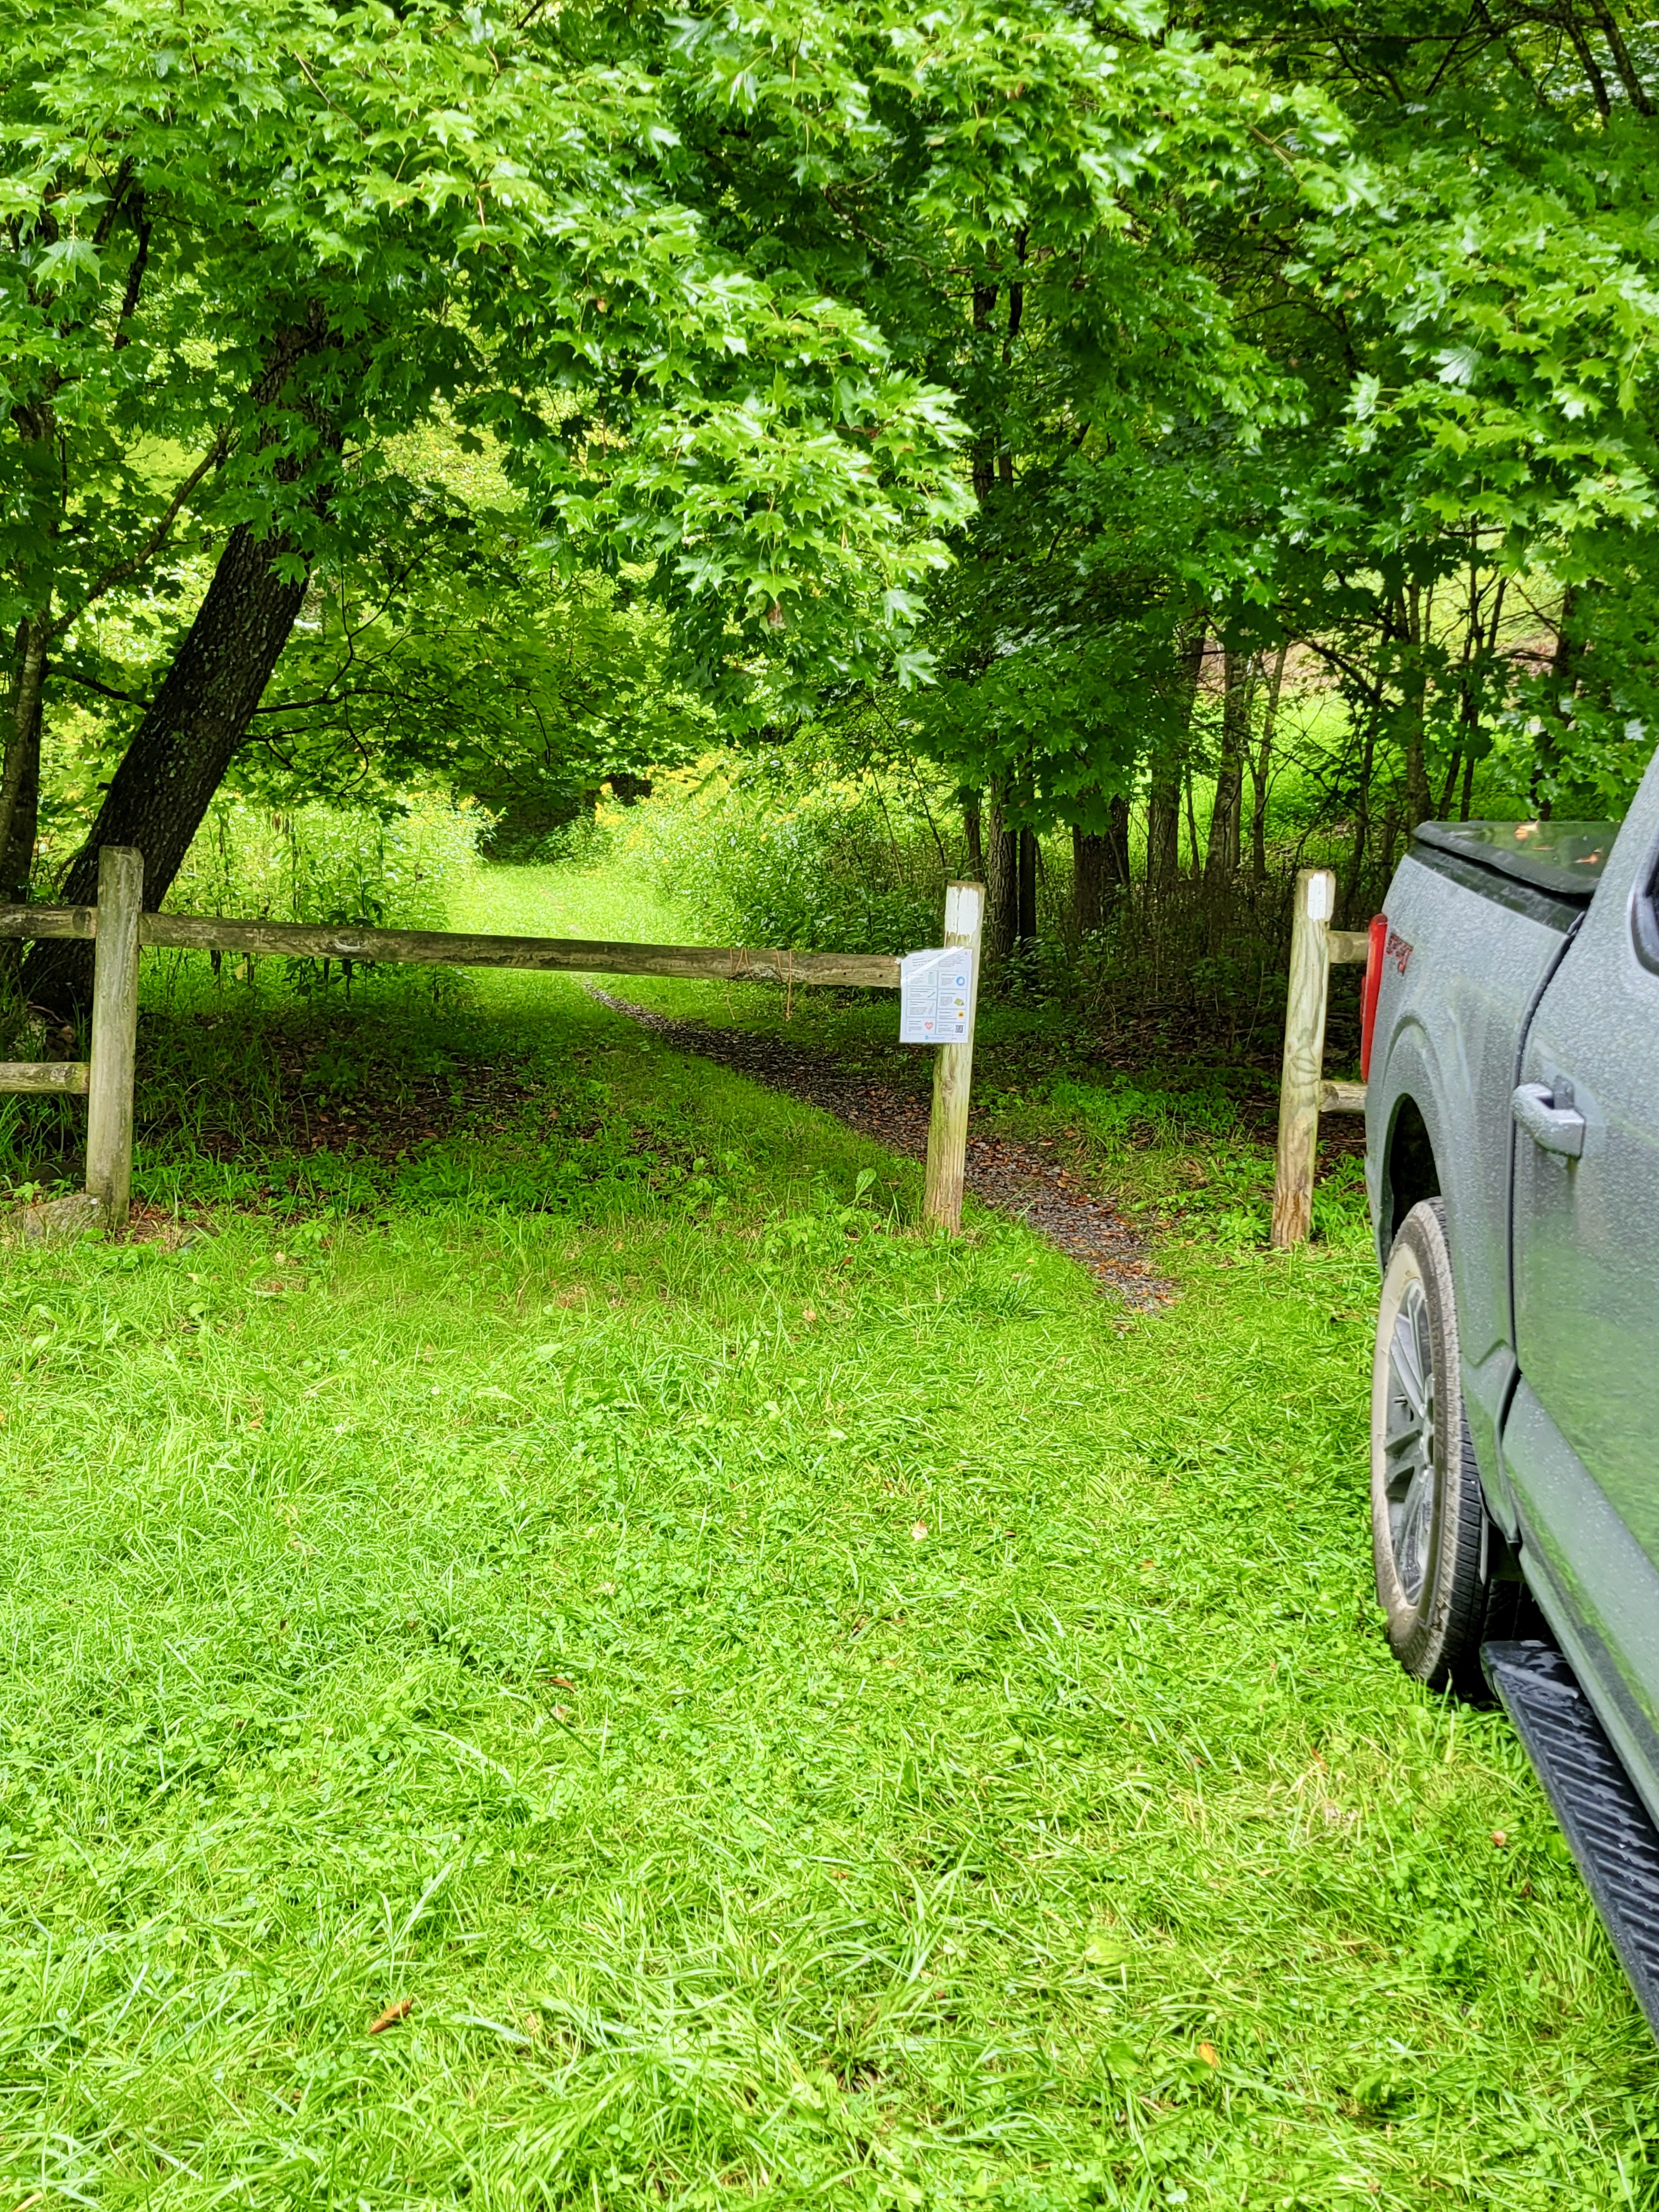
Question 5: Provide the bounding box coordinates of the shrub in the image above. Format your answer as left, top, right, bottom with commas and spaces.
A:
619, 755, 960, 956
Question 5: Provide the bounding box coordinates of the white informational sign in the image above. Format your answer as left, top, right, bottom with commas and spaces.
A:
899, 947, 973, 1044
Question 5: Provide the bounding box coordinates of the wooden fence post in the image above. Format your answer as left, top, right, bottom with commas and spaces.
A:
85, 845, 144, 1231
1271, 866, 1336, 1249
922, 881, 985, 1234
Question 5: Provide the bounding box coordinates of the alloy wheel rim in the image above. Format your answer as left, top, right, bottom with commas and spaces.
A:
1383, 1276, 1437, 1607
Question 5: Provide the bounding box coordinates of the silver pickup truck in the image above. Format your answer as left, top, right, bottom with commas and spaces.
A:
1365, 745, 1659, 2027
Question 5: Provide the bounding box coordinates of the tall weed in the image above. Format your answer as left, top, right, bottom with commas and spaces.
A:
155, 794, 483, 1007
618, 756, 960, 956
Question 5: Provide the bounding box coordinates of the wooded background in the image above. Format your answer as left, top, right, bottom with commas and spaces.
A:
5, 0, 1656, 1031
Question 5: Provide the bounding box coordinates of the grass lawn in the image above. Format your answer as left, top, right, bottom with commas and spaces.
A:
2, 859, 1655, 2210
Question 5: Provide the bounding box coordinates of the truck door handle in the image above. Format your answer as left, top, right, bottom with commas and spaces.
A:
1513, 1082, 1586, 1158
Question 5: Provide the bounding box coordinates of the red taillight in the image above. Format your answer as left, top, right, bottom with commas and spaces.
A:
1360, 912, 1388, 1081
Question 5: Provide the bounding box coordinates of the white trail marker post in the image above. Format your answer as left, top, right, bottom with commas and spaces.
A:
920, 881, 985, 1233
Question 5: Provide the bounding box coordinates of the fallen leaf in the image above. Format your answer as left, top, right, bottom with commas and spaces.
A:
369, 1998, 412, 2034
1198, 2041, 1219, 2068
910, 1521, 928, 1542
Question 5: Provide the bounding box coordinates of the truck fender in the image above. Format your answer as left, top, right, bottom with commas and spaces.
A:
1371, 1015, 1518, 1532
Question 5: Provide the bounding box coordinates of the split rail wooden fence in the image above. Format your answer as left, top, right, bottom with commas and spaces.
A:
2, 849, 986, 1236
1271, 865, 1371, 1248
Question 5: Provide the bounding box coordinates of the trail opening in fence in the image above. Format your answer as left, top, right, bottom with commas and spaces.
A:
2, 853, 987, 1238
1271, 865, 1370, 1249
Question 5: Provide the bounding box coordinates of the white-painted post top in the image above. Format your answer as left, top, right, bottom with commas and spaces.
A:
1305, 870, 1335, 923
944, 882, 984, 936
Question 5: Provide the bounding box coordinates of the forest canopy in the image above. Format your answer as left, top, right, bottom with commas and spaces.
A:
4, 0, 1657, 1000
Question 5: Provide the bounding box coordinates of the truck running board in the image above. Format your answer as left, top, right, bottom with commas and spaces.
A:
1484, 1639, 1659, 2034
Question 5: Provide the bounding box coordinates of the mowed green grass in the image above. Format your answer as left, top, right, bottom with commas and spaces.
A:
2, 863, 1656, 2211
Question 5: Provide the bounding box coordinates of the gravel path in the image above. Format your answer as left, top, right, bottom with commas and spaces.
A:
590, 990, 1174, 1309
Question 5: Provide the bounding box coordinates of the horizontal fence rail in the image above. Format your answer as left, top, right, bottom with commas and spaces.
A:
0, 1060, 90, 1093
1, 855, 981, 1241
0, 905, 902, 990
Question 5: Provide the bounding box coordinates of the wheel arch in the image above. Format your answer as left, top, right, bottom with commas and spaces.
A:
1383, 1093, 1441, 1257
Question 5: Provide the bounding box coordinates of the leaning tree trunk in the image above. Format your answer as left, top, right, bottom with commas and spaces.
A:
24, 522, 311, 1013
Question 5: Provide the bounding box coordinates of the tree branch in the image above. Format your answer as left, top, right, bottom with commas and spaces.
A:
1584, 0, 1654, 113
71, 431, 227, 618
49, 667, 150, 708
111, 198, 151, 350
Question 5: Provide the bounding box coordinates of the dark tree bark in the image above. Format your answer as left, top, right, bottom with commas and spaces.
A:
970, 283, 998, 506
1072, 824, 1106, 936
984, 778, 1017, 960
1400, 585, 1432, 832
1342, 703, 1382, 921
1071, 795, 1130, 936
962, 789, 984, 882
0, 619, 46, 1002
1105, 791, 1131, 894
25, 522, 312, 1012
1146, 772, 1181, 891
1205, 648, 1250, 885
25, 314, 338, 1013
1, 615, 48, 900
1016, 826, 1037, 943
1148, 623, 1205, 892
1249, 642, 1288, 885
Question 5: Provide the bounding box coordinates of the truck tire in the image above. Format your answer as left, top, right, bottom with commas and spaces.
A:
1371, 1198, 1508, 1694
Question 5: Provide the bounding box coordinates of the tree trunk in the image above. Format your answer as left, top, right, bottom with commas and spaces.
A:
984, 779, 1017, 961
24, 522, 312, 1013
1205, 647, 1250, 885
1072, 796, 1131, 936
1, 689, 41, 907
962, 790, 984, 882
0, 616, 48, 895
1147, 623, 1205, 892
1016, 827, 1038, 944
970, 284, 998, 506
1401, 585, 1432, 831
0, 624, 45, 1004
0, 617, 48, 1001
1531, 583, 1578, 822
1109, 794, 1131, 891
1341, 704, 1381, 921
1146, 774, 1181, 892
1249, 641, 1289, 884
1072, 825, 1106, 936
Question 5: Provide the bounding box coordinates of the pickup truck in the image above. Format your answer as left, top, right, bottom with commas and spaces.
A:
1364, 744, 1659, 2029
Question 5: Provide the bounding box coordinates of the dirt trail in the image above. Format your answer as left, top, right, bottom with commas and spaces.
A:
590, 990, 1173, 1310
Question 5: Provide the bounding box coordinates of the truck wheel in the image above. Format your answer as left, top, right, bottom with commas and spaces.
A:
1371, 1198, 1505, 1694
